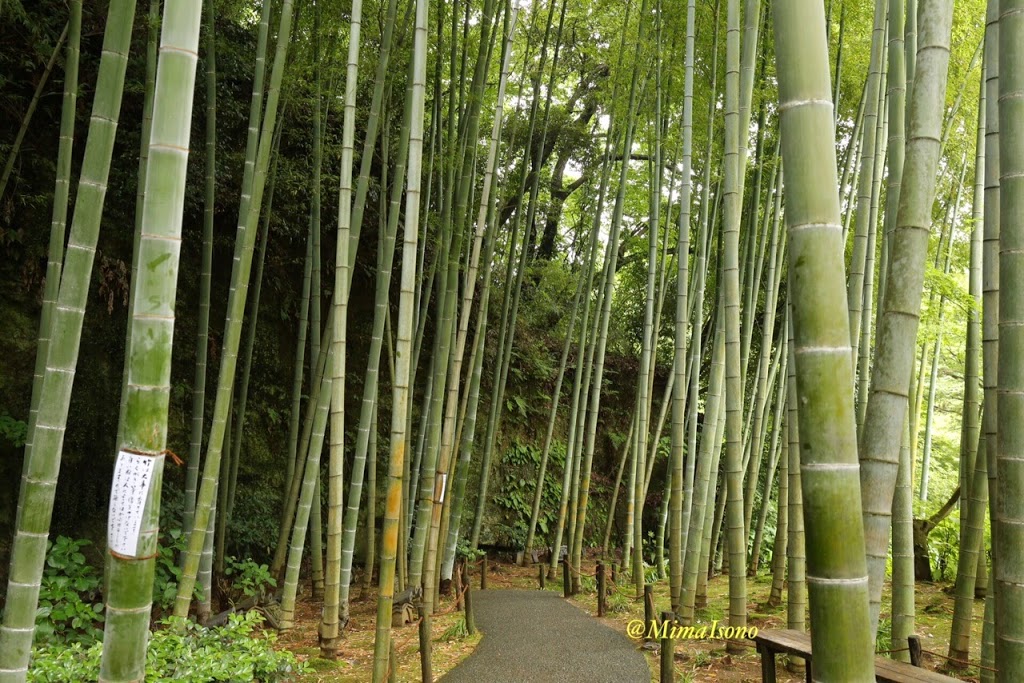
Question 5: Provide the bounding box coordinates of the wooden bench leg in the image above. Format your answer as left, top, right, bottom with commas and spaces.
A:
757, 643, 777, 683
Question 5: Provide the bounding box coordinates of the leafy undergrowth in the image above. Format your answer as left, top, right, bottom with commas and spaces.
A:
23, 536, 307, 682
30, 611, 307, 682
458, 555, 984, 683
276, 577, 480, 682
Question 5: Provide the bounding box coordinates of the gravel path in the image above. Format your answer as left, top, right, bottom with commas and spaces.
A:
440, 589, 650, 683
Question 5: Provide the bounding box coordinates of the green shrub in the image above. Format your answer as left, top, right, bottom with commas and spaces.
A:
34, 537, 104, 645
0, 412, 27, 447
492, 441, 567, 548
224, 556, 277, 600
28, 611, 308, 682
437, 618, 469, 642
153, 528, 189, 613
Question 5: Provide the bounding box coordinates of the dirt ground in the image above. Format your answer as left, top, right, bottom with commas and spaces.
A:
275, 555, 985, 682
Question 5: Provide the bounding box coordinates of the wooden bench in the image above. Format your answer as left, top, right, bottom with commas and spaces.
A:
752, 629, 963, 683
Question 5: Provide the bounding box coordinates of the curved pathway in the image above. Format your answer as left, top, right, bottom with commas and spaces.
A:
441, 589, 650, 683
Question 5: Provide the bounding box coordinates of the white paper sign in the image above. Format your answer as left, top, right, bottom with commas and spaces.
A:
107, 451, 156, 557
437, 472, 448, 504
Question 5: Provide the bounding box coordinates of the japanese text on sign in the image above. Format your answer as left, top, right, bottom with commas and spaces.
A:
107, 451, 155, 557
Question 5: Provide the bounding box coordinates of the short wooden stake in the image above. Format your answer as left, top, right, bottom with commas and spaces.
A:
597, 562, 606, 617
611, 562, 617, 583
462, 561, 476, 635
908, 634, 923, 667
481, 554, 488, 590
562, 560, 571, 598
660, 611, 675, 683
643, 584, 656, 636
538, 563, 546, 589
454, 559, 464, 610
418, 605, 433, 683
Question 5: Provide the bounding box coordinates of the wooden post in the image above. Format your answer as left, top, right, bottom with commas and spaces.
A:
597, 562, 606, 617
643, 584, 656, 636
481, 554, 488, 590
908, 634, 923, 667
562, 560, 571, 598
660, 611, 675, 683
462, 561, 476, 635
611, 562, 617, 583
454, 559, 464, 610
757, 642, 778, 683
418, 605, 433, 683
538, 563, 546, 589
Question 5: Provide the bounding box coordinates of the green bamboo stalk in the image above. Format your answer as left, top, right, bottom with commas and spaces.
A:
740, 151, 784, 550
196, 488, 216, 624
785, 312, 806, 644
372, 0, 426, 673
174, 0, 295, 618
847, 0, 888, 371
891, 418, 914, 662
25, 0, 81, 493
857, 0, 955, 635
677, 0, 720, 607
421, 0, 509, 612
214, 398, 232, 574
957, 49, 986, 570
949, 423, 988, 664
697, 352, 727, 605
440, 176, 507, 581
548, 118, 621, 579
906, 0, 917, 119
361, 400, 379, 596
982, 570, 996, 683
225, 115, 285, 550
114, 0, 161, 453
773, 0, 875, 676
98, 3, 202, 678
470, 0, 551, 551
0, 1, 136, 674
919, 160, 967, 501
995, 0, 1024, 674
750, 334, 788, 573
857, 67, 890, 430
680, 316, 725, 624
339, 20, 409, 627
601, 413, 636, 557
721, 0, 748, 642
572, 0, 648, 594
635, 21, 664, 596
767, 412, 788, 606
981, 4, 1000, 665
185, 0, 215, 537
322, 0, 367, 651
280, 344, 334, 629
284, 223, 313, 499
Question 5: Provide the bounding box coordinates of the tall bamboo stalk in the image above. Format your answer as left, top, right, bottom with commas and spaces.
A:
372, 0, 426, 673
773, 0, 874, 676
858, 0, 955, 634
98, 2, 202, 677
25, 0, 82, 515
995, 0, 1024, 674
174, 0, 296, 616
0, 2, 137, 673
185, 0, 215, 538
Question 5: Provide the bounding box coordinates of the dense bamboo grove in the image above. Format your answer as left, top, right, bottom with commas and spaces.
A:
0, 0, 1016, 680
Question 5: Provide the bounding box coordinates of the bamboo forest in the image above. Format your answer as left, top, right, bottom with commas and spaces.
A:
0, 0, 1021, 680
